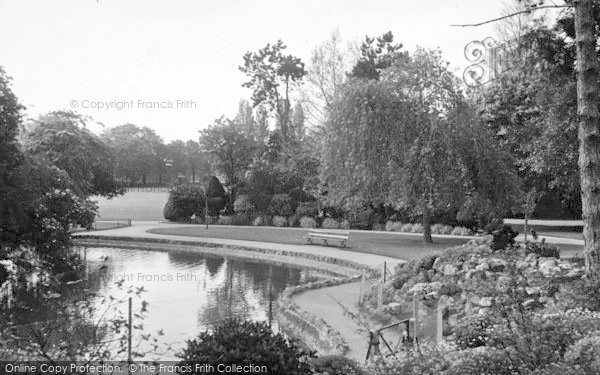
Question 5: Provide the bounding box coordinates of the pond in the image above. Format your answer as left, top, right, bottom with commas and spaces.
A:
4, 246, 332, 359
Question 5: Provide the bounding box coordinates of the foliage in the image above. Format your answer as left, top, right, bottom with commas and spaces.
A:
0, 280, 155, 361
349, 31, 406, 81
22, 111, 121, 198
296, 201, 319, 218
240, 40, 306, 142
556, 277, 600, 312
525, 241, 560, 258
177, 319, 314, 374
231, 213, 251, 226
267, 193, 296, 217
253, 216, 265, 226
206, 176, 227, 216
322, 48, 521, 242
311, 354, 364, 375
233, 194, 255, 215
217, 216, 233, 225
432, 224, 454, 235
385, 221, 404, 232
101, 124, 164, 185
322, 218, 340, 229
490, 225, 518, 250
563, 331, 600, 374
272, 215, 288, 227
164, 184, 205, 221
450, 226, 472, 236
452, 313, 494, 349
299, 216, 317, 228
339, 219, 351, 230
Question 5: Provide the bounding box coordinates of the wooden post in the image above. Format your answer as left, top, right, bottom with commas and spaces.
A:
435, 299, 443, 345
358, 269, 366, 305
413, 294, 419, 350
377, 281, 383, 313
383, 262, 387, 283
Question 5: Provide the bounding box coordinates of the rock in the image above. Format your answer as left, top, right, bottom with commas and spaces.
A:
564, 268, 585, 278
516, 260, 530, 270
539, 259, 561, 277
443, 264, 459, 276
525, 286, 541, 295
525, 253, 538, 266
488, 258, 508, 272
496, 275, 512, 292
476, 262, 490, 272
432, 257, 443, 270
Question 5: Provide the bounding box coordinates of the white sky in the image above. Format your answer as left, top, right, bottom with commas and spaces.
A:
0, 0, 541, 142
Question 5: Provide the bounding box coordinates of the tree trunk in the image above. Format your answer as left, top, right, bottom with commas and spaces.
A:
575, 0, 600, 276
422, 203, 433, 244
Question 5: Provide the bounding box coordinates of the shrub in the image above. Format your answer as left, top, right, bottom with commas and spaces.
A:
296, 201, 319, 218
177, 319, 314, 374
339, 219, 351, 230
372, 222, 385, 231
206, 176, 226, 216
411, 223, 424, 233
451, 313, 494, 349
451, 226, 472, 236
311, 354, 364, 375
400, 223, 414, 232
351, 206, 374, 230
564, 332, 600, 374
231, 213, 250, 226
446, 347, 513, 375
525, 241, 560, 258
253, 216, 264, 226
272, 215, 288, 227
268, 194, 296, 217
288, 215, 300, 227
490, 225, 518, 250
300, 216, 317, 228
322, 218, 340, 229
386, 221, 404, 232
233, 194, 255, 214
164, 184, 205, 221
431, 223, 454, 235
217, 216, 232, 225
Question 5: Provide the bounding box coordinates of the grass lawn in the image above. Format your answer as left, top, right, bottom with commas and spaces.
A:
92, 190, 168, 221
147, 225, 471, 261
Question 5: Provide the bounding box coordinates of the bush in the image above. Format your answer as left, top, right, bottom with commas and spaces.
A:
451, 313, 494, 349
300, 216, 317, 228
177, 319, 314, 374
400, 223, 414, 232
233, 194, 255, 214
446, 347, 513, 375
288, 215, 300, 227
272, 215, 288, 227
431, 223, 454, 235
451, 226, 472, 236
296, 201, 319, 218
163, 184, 205, 221
339, 219, 351, 230
322, 218, 340, 229
351, 206, 374, 230
525, 241, 560, 258
206, 176, 226, 216
311, 354, 364, 375
253, 216, 265, 226
386, 221, 404, 232
231, 213, 250, 226
217, 216, 232, 225
490, 225, 518, 250
410, 223, 424, 233
564, 332, 600, 374
268, 194, 296, 217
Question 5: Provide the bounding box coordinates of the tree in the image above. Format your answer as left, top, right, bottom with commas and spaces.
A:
452, 0, 600, 274
302, 30, 354, 128
199, 117, 256, 193
348, 31, 406, 81
22, 111, 121, 198
322, 49, 520, 243
239, 40, 306, 141
185, 140, 208, 184
101, 124, 164, 185
0, 66, 27, 248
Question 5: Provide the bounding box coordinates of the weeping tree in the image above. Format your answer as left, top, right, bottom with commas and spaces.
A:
321, 48, 521, 243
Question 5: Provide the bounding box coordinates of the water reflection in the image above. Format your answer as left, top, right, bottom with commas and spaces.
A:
81, 247, 329, 352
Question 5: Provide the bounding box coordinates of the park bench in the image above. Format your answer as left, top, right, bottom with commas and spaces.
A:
305, 229, 350, 248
